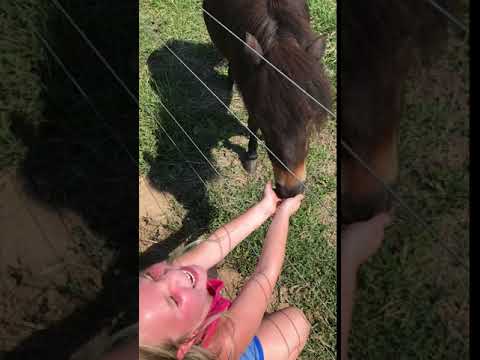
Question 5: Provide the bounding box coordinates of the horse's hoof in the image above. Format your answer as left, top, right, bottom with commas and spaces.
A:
243, 158, 257, 174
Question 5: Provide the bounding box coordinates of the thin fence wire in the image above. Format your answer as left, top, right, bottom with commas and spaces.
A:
13, 1, 467, 356
150, 59, 337, 320
158, 33, 468, 272
45, 0, 336, 225
13, 4, 209, 256
26, 0, 468, 274
157, 38, 338, 229
32, 3, 338, 320
50, 0, 464, 271
425, 0, 467, 32
200, 3, 468, 270
48, 0, 466, 355
46, 0, 212, 201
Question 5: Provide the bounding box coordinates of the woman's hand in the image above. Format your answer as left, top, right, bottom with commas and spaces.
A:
342, 212, 393, 270
260, 181, 281, 217
276, 193, 305, 218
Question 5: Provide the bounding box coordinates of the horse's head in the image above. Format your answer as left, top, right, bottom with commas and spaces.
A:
339, 0, 449, 224
239, 33, 332, 198
340, 84, 399, 224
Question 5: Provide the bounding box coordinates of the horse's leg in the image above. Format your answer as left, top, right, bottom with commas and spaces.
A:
243, 116, 259, 174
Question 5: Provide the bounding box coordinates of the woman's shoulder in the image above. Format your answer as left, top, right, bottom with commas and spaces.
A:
206, 317, 238, 360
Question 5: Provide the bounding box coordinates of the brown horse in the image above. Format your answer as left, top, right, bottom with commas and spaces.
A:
340, 0, 449, 223
203, 0, 332, 198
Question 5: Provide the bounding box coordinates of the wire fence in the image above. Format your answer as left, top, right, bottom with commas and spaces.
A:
13, 0, 468, 289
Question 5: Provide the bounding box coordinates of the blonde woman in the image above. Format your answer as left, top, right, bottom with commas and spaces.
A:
102, 182, 309, 360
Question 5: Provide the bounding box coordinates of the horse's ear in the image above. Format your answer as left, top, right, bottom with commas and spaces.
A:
244, 32, 264, 66
307, 35, 327, 60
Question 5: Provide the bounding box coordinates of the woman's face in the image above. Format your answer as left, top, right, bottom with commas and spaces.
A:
139, 262, 212, 345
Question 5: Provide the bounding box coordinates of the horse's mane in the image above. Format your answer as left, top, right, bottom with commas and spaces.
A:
339, 0, 450, 149
237, 0, 331, 150
254, 40, 331, 132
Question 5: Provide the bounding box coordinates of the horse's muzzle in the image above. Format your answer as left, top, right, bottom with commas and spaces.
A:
275, 181, 305, 199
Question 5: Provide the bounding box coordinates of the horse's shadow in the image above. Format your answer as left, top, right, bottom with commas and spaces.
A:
139, 40, 247, 269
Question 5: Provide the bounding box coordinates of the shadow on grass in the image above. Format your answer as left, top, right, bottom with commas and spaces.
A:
139, 40, 248, 269
5, 1, 138, 359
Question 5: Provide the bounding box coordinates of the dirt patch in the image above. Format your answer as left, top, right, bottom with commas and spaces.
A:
218, 264, 244, 300
139, 176, 183, 252
0, 169, 114, 352
139, 176, 170, 221
218, 263, 292, 314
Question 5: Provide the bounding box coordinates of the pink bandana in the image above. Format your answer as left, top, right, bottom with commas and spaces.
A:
200, 278, 232, 348
176, 278, 232, 359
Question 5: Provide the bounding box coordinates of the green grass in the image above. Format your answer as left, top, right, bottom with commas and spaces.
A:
139, 0, 337, 359
349, 14, 470, 360
0, 0, 47, 169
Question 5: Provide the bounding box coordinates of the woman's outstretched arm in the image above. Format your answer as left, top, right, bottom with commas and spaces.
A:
173, 182, 280, 270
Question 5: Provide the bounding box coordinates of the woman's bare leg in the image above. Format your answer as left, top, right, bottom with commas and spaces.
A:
256, 306, 311, 360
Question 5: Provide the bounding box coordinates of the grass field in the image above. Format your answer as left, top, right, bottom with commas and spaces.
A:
5, 0, 468, 358
349, 6, 470, 359
139, 0, 337, 359
0, 0, 47, 169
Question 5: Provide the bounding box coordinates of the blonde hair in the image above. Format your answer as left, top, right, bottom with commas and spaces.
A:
138, 313, 237, 360
139, 252, 236, 360
139, 343, 215, 360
